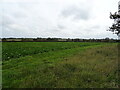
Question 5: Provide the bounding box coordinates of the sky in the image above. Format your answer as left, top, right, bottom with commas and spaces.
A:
0, 0, 119, 39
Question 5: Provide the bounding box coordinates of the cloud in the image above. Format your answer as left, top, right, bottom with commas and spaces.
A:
61, 6, 91, 21
1, 0, 119, 39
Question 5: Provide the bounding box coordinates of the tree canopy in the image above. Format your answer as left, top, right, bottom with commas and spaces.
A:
109, 12, 120, 36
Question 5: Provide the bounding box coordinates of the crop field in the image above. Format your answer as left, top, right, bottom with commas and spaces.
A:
2, 42, 102, 61
2, 42, 119, 88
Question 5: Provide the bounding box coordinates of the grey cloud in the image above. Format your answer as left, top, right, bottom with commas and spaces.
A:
1, 0, 118, 39
2, 14, 30, 38
2, 15, 17, 31
50, 29, 60, 33
48, 24, 66, 33
57, 24, 65, 29
2, 15, 15, 37
86, 25, 101, 32
2, 15, 14, 26
12, 12, 27, 18
91, 25, 100, 29
61, 6, 91, 20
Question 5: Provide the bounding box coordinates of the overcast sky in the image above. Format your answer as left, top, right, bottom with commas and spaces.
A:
0, 0, 119, 39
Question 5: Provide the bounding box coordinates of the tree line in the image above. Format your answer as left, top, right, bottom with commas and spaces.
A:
1, 37, 119, 42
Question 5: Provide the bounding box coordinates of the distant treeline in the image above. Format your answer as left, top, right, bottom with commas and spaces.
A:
1, 37, 119, 42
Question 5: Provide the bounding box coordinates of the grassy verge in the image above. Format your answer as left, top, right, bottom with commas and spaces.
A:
2, 43, 118, 88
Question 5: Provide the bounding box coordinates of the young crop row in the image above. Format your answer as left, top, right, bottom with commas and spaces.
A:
2, 42, 102, 61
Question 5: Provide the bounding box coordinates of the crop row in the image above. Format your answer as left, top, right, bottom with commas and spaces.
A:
2, 42, 101, 61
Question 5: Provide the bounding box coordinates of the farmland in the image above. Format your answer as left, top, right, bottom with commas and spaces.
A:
2, 42, 102, 61
2, 42, 119, 88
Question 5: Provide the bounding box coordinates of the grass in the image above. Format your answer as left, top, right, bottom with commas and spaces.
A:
2, 42, 119, 88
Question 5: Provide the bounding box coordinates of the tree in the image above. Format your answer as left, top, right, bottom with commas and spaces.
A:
108, 12, 120, 36
108, 1, 120, 38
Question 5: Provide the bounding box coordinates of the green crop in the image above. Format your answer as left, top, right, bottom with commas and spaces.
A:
2, 42, 103, 61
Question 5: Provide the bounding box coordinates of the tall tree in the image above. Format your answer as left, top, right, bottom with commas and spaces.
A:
108, 1, 120, 37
